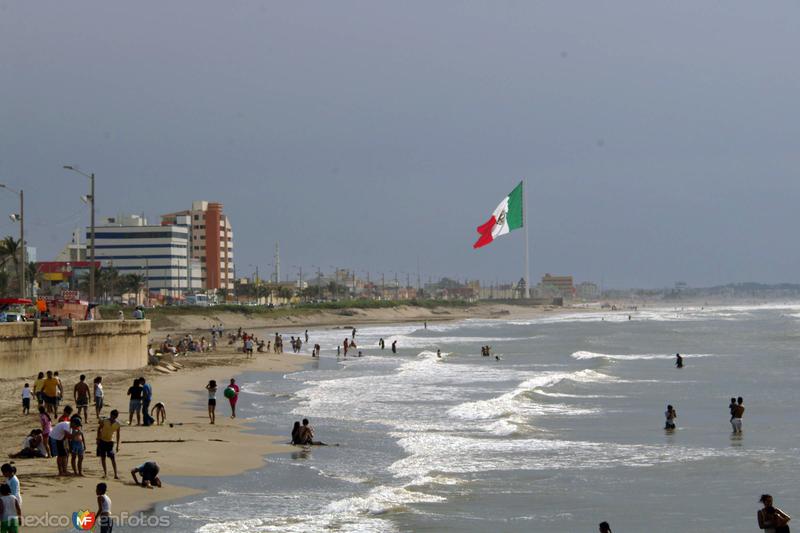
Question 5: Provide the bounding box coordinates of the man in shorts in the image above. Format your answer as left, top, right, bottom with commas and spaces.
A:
74, 375, 91, 422
41, 371, 60, 417
49, 417, 74, 476
131, 461, 162, 488
732, 396, 745, 434
96, 409, 121, 479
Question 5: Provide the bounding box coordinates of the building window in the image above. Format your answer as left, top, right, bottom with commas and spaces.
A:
194, 215, 199, 221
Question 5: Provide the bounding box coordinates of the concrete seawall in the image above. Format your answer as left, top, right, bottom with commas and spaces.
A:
0, 320, 150, 379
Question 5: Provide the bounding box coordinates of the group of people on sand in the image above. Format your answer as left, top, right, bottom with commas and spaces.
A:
205, 378, 240, 423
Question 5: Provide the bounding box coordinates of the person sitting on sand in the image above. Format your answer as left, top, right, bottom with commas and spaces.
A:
297, 418, 326, 446
131, 461, 162, 488
291, 421, 302, 445
151, 402, 166, 426
665, 404, 677, 430
9, 430, 47, 458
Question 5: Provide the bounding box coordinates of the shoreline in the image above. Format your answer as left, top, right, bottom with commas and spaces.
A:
0, 303, 576, 532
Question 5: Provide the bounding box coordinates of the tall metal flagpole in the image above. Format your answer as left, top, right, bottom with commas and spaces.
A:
523, 178, 530, 298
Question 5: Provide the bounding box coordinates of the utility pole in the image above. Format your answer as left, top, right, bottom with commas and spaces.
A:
273, 242, 280, 284
395, 272, 399, 300
63, 166, 96, 302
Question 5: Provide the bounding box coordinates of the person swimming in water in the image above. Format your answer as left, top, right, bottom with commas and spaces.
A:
665, 404, 677, 430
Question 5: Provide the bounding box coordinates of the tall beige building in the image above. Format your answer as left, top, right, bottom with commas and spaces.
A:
161, 201, 234, 294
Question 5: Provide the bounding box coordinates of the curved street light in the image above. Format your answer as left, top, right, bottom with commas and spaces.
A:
63, 165, 96, 302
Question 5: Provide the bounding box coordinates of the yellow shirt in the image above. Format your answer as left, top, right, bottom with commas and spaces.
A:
42, 378, 59, 397
98, 419, 121, 442
33, 378, 45, 394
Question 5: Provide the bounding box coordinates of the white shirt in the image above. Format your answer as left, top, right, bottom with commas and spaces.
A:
0, 495, 19, 520
99, 494, 111, 514
94, 383, 104, 398
49, 421, 71, 441
21, 387, 31, 400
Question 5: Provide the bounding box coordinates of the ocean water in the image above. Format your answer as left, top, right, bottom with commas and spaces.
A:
157, 304, 800, 532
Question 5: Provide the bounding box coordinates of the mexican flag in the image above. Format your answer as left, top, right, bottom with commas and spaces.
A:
473, 181, 524, 249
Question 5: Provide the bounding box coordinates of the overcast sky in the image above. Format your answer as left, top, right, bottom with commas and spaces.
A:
1, 1, 799, 288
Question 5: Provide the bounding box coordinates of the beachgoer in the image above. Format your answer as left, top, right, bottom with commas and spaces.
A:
32, 372, 45, 408
599, 522, 612, 533
732, 396, 745, 433
0, 483, 21, 533
9, 430, 46, 459
352, 327, 356, 339
95, 483, 112, 533
437, 349, 441, 358
21, 383, 30, 415
49, 417, 73, 476
206, 380, 217, 424
38, 407, 52, 458
305, 329, 309, 343
337, 345, 341, 356
70, 418, 85, 476
729, 397, 737, 431
93, 376, 104, 420
665, 404, 677, 430
758, 494, 791, 532
291, 421, 302, 444
141, 377, 154, 426
54, 371, 64, 410
297, 418, 326, 445
58, 405, 73, 423
74, 375, 91, 422
343, 338, 349, 357
226, 379, 240, 418
127, 378, 143, 426
0, 464, 20, 506
424, 321, 427, 329
151, 402, 166, 425
96, 409, 121, 479
131, 461, 161, 488
41, 371, 60, 417
675, 353, 683, 368
391, 340, 397, 354
379, 338, 385, 350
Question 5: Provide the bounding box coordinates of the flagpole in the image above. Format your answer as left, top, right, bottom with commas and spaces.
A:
523, 177, 530, 299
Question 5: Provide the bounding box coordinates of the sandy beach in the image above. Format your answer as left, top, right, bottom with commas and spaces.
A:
0, 303, 564, 531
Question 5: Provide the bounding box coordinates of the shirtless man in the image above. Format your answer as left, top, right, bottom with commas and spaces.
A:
732, 396, 745, 433
73, 375, 91, 422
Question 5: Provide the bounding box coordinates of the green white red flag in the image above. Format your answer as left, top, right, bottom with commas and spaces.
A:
473, 181, 524, 249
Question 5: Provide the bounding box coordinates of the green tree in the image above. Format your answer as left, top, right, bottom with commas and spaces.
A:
0, 236, 21, 293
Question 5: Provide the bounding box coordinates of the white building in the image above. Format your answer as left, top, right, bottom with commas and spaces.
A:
88, 215, 201, 296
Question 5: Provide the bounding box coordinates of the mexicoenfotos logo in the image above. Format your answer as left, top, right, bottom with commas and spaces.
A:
72, 510, 96, 530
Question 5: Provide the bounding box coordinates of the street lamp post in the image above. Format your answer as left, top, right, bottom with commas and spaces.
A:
63, 166, 96, 302
0, 184, 25, 298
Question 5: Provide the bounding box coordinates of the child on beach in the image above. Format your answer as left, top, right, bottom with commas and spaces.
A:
206, 380, 217, 424
70, 419, 85, 476
1, 464, 20, 506
95, 483, 112, 533
665, 404, 677, 430
38, 406, 52, 458
21, 384, 31, 415
0, 482, 21, 533
93, 376, 104, 421
150, 402, 166, 425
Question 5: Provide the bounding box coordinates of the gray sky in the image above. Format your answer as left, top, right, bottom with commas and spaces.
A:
2, 1, 799, 288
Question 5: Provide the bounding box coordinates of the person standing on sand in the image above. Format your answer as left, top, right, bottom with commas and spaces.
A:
21, 383, 31, 415
70, 418, 85, 476
38, 407, 52, 458
49, 417, 73, 476
96, 409, 121, 479
127, 378, 143, 426
95, 483, 112, 533
206, 380, 217, 424
0, 483, 22, 533
33, 372, 45, 409
73, 375, 91, 422
227, 378, 240, 418
41, 371, 59, 417
1, 465, 20, 507
93, 376, 104, 421
141, 377, 154, 426
732, 396, 745, 434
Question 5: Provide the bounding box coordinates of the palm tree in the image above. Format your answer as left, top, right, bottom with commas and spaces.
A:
0, 271, 9, 297
0, 236, 21, 293
120, 274, 145, 304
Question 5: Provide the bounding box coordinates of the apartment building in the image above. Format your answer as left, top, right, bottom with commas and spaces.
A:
161, 201, 234, 294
